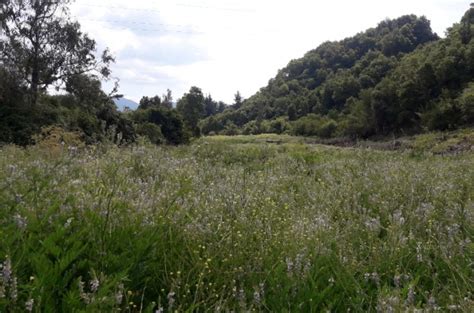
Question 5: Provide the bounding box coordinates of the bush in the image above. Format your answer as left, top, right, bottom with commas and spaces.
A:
33, 126, 85, 155
136, 123, 165, 145
265, 117, 291, 134
420, 99, 462, 131
242, 120, 261, 135
222, 122, 240, 136
459, 83, 474, 124
132, 107, 189, 145
291, 114, 338, 138
318, 120, 338, 138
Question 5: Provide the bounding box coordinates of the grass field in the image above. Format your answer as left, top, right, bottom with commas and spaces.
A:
0, 134, 473, 312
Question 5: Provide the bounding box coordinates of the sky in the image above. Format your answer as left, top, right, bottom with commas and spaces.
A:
70, 0, 471, 104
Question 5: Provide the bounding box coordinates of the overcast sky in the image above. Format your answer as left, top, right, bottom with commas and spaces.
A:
70, 0, 471, 104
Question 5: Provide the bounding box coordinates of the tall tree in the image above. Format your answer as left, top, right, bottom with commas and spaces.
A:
217, 101, 227, 113
138, 96, 161, 110
233, 91, 243, 109
162, 89, 173, 109
0, 0, 114, 105
204, 94, 217, 117
177, 86, 204, 137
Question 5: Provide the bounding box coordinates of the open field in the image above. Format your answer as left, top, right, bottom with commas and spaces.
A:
1, 135, 473, 312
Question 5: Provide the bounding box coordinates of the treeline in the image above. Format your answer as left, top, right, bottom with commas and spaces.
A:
0, 0, 228, 146
201, 8, 474, 138
0, 67, 228, 146
1, 1, 473, 147
130, 86, 230, 145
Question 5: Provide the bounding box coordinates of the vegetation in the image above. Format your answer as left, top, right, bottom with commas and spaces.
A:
0, 1, 197, 146
1, 1, 473, 145
1, 3, 473, 311
0, 135, 473, 311
202, 9, 474, 138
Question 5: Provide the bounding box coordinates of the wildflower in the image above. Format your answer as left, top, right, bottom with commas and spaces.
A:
364, 273, 371, 282
15, 194, 22, 204
238, 289, 246, 309
115, 283, 124, 304
416, 242, 423, 262
391, 210, 405, 226
427, 294, 438, 310
393, 275, 401, 288
25, 298, 34, 312
2, 257, 12, 283
253, 289, 261, 305
285, 257, 294, 276
90, 278, 100, 292
303, 259, 311, 276
167, 291, 175, 309
405, 287, 415, 306
7, 164, 17, 173
10, 277, 17, 301
64, 218, 73, 228
78, 279, 90, 304
365, 217, 381, 233
364, 272, 380, 286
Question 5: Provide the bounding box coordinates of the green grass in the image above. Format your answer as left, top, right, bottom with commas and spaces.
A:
0, 136, 473, 312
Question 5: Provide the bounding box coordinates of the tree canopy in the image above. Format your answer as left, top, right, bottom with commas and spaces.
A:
202, 10, 474, 138
0, 3, 473, 146
0, 0, 114, 105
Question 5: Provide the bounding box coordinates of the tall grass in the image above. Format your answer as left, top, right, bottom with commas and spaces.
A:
0, 137, 473, 312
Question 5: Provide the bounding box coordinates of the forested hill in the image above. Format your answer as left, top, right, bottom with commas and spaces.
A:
201, 9, 474, 138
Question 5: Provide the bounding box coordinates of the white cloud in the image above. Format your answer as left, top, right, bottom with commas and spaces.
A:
71, 0, 471, 103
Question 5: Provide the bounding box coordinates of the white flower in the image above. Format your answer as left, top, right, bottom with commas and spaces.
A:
25, 298, 34, 312
90, 278, 100, 292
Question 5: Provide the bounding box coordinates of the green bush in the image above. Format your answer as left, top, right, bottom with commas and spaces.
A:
136, 123, 165, 145
291, 114, 338, 138
459, 83, 474, 124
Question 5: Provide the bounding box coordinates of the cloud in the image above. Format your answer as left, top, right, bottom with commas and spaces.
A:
71, 0, 471, 103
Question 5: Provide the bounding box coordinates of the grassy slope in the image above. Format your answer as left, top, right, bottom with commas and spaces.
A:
0, 134, 473, 311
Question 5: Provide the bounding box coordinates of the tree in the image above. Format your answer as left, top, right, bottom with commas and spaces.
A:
0, 66, 33, 145
138, 96, 161, 110
162, 89, 173, 109
217, 101, 227, 113
204, 94, 217, 117
233, 91, 243, 109
65, 74, 110, 112
177, 86, 205, 137
0, 0, 114, 105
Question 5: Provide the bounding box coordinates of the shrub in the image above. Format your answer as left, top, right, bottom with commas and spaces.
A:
136, 123, 165, 145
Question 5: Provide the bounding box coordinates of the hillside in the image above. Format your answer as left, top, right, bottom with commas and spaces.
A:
201, 9, 474, 138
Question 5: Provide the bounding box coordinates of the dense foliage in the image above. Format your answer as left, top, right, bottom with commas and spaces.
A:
203, 9, 474, 138
1, 3, 473, 145
0, 1, 199, 146
0, 69, 135, 145
0, 135, 472, 311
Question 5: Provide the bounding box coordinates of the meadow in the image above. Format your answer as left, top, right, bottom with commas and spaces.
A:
0, 134, 473, 312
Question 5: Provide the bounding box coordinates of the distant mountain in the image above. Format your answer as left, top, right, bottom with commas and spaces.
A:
114, 98, 139, 111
